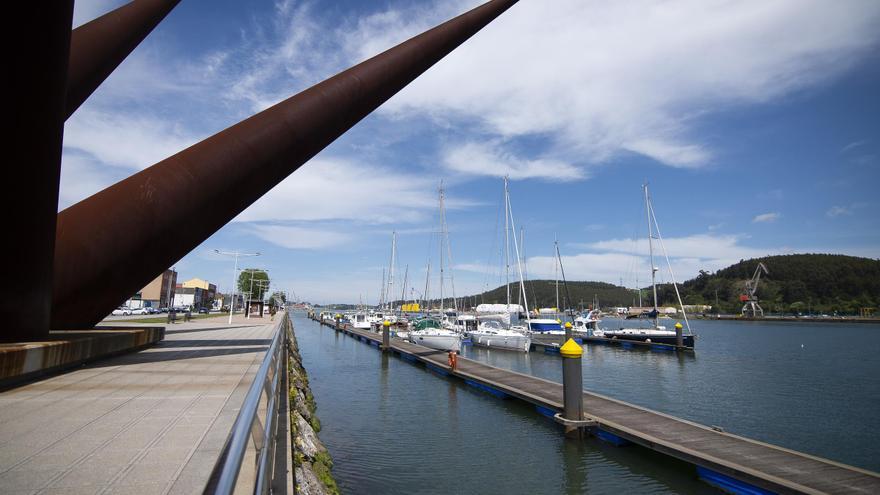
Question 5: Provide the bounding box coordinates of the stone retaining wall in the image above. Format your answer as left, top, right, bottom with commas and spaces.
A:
288, 327, 339, 495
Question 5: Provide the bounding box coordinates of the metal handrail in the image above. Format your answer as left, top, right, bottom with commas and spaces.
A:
209, 312, 289, 495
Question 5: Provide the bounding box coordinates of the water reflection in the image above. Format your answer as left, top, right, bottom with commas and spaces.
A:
293, 314, 722, 494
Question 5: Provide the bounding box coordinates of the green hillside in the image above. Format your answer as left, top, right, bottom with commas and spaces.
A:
409, 280, 637, 311
405, 254, 879, 315
655, 254, 880, 314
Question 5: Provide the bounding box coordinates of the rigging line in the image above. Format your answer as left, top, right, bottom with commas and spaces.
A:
556, 240, 577, 325
506, 184, 531, 330
482, 185, 503, 301
442, 188, 458, 311
647, 192, 692, 334
520, 227, 539, 308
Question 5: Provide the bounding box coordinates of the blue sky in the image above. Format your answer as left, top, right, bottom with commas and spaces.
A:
64, 0, 880, 304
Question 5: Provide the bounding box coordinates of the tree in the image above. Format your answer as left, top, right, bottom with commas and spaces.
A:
269, 291, 287, 308
238, 269, 270, 301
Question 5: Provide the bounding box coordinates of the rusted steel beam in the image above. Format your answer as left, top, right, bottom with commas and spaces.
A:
52, 0, 520, 329
66, 0, 181, 119
2, 2, 74, 341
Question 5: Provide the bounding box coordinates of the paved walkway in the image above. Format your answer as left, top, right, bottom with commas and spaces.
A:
0, 316, 276, 494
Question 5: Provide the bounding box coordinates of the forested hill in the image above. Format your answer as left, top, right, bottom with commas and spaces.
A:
442, 254, 879, 314
466, 280, 636, 310
655, 254, 880, 314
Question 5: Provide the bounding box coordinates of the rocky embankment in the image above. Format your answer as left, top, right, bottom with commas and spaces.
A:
289, 329, 338, 494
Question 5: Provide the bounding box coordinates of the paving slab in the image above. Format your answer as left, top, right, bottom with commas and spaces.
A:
0, 317, 274, 495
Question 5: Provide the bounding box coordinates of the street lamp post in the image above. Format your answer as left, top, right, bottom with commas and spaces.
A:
214, 249, 260, 324
255, 279, 270, 316
239, 268, 260, 319
165, 266, 176, 311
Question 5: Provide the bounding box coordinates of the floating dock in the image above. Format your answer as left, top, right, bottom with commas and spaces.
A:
530, 333, 694, 353
310, 315, 879, 495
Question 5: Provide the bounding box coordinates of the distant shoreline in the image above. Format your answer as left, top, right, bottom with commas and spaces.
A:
691, 314, 880, 324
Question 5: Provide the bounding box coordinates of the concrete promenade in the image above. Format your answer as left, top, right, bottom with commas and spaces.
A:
0, 316, 276, 494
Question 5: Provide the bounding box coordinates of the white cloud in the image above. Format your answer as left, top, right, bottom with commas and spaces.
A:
527, 233, 790, 285
826, 206, 852, 218
752, 212, 780, 223
235, 158, 450, 224
841, 140, 867, 153
58, 152, 127, 209
63, 107, 200, 171
368, 0, 880, 168
583, 234, 773, 261
443, 141, 584, 181
246, 225, 353, 249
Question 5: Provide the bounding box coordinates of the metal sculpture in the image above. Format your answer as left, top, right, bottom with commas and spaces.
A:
51, 0, 519, 329
67, 0, 182, 119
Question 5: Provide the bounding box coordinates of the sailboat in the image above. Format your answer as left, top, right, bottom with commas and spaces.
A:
350, 295, 372, 329
408, 183, 462, 352
470, 177, 532, 352
602, 184, 695, 347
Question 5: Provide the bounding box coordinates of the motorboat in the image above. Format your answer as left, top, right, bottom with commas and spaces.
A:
349, 312, 371, 329
470, 320, 531, 352
408, 318, 461, 352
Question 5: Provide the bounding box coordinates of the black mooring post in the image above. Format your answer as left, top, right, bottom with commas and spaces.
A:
561, 339, 584, 438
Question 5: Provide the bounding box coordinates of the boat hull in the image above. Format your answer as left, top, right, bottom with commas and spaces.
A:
410, 332, 461, 352
603, 331, 694, 347
528, 319, 562, 332
471, 332, 531, 352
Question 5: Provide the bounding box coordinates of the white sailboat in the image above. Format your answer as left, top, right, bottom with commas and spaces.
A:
470, 177, 532, 352
603, 184, 695, 347
409, 183, 462, 351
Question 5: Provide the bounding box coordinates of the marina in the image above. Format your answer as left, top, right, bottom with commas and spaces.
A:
308, 312, 880, 494
6, 1, 879, 494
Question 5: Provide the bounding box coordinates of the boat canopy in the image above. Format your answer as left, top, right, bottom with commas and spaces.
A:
413, 319, 442, 330
476, 303, 523, 313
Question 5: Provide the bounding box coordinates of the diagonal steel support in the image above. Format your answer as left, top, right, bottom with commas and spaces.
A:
66, 0, 181, 119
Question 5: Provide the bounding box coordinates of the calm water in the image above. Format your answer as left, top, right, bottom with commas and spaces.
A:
292, 313, 880, 494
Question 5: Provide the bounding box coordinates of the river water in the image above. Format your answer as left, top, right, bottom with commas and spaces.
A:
292, 313, 880, 494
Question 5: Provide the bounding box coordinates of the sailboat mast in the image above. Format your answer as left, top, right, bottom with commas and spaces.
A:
387, 231, 396, 311
424, 259, 431, 312
379, 267, 386, 308
400, 264, 408, 309
444, 200, 458, 313
518, 227, 524, 307
504, 176, 510, 309
644, 184, 659, 326
555, 236, 559, 311
439, 183, 445, 312
506, 183, 531, 330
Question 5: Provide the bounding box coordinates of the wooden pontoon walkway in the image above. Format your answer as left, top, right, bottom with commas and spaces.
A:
312, 316, 879, 495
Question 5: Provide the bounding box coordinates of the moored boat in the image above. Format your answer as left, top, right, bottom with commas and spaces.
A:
471, 321, 530, 352
408, 318, 461, 352
603, 183, 695, 347
602, 327, 694, 346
